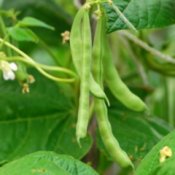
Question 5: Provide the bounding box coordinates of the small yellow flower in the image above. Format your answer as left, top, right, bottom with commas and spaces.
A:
27, 75, 35, 84
61, 31, 70, 44
159, 146, 172, 163
22, 83, 30, 94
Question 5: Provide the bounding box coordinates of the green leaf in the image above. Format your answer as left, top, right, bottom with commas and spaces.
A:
19, 17, 54, 30
103, 0, 175, 33
136, 130, 175, 175
8, 27, 39, 42
0, 151, 98, 175
1, 0, 73, 44
151, 157, 175, 175
0, 70, 92, 162
96, 110, 160, 162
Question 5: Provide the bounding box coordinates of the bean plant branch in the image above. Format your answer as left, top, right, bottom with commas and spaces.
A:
120, 31, 175, 64
0, 38, 77, 83
111, 4, 137, 32
0, 16, 12, 56
118, 34, 149, 85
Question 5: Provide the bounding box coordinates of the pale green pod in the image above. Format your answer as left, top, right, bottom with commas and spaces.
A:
96, 100, 133, 168
76, 9, 91, 142
103, 39, 147, 112
70, 7, 109, 105
93, 15, 133, 168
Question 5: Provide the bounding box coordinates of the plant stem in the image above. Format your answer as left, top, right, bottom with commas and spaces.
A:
5, 56, 77, 77
118, 34, 149, 85
0, 38, 77, 83
0, 16, 12, 55
112, 4, 137, 32
120, 31, 175, 64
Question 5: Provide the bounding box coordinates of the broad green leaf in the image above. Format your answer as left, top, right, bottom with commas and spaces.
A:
8, 27, 39, 42
0, 151, 98, 175
151, 157, 175, 175
0, 70, 92, 163
96, 110, 160, 162
19, 17, 54, 30
136, 130, 175, 175
103, 0, 175, 33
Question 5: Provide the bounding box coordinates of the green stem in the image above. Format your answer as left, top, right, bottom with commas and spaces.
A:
112, 4, 137, 32
0, 38, 77, 83
3, 57, 76, 83
36, 66, 75, 83
0, 16, 12, 55
118, 34, 149, 85
120, 31, 175, 64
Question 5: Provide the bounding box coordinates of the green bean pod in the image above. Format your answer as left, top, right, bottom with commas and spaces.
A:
76, 9, 91, 142
92, 16, 104, 84
70, 6, 109, 105
93, 15, 133, 168
90, 75, 109, 105
103, 39, 147, 112
96, 100, 133, 168
70, 7, 84, 74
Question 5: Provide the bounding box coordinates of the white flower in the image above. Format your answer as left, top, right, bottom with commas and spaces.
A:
0, 61, 18, 80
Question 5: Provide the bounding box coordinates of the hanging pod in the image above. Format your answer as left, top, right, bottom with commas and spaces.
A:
103, 38, 147, 112
75, 8, 92, 142
70, 6, 109, 105
92, 14, 133, 168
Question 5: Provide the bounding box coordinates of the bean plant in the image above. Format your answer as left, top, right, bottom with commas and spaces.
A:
0, 0, 175, 175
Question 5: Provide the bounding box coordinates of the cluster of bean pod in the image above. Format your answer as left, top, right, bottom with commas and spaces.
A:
70, 3, 147, 168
